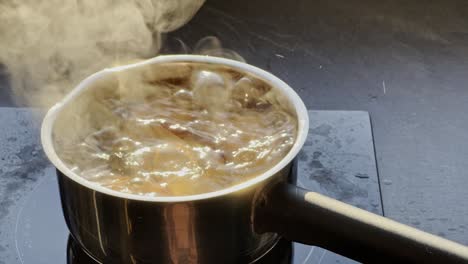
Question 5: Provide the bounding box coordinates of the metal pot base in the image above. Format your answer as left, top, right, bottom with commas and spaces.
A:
67, 235, 292, 264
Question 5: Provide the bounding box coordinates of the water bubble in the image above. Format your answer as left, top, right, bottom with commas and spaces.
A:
192, 70, 229, 111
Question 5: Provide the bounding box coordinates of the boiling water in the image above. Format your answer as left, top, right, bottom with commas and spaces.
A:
56, 62, 297, 196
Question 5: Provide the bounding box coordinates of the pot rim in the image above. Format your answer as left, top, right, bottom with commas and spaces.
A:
41, 55, 309, 202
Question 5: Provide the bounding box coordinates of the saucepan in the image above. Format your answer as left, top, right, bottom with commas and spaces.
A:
41, 55, 468, 263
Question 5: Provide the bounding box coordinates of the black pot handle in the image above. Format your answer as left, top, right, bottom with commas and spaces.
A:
255, 183, 468, 263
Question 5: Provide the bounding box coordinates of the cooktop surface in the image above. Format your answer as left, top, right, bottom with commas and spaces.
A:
1, 109, 382, 264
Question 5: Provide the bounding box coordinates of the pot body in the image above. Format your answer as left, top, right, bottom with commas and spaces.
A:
43, 55, 309, 264
57, 165, 292, 264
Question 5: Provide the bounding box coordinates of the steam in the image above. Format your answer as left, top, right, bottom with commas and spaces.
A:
193, 36, 245, 62
0, 0, 205, 108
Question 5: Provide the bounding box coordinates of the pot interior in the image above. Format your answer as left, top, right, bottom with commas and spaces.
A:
44, 56, 308, 201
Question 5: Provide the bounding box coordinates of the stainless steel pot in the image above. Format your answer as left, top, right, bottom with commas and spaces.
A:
41, 55, 468, 264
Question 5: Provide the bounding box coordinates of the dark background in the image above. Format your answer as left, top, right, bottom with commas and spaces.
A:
2, 0, 468, 244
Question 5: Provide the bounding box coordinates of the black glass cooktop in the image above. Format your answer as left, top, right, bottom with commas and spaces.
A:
2, 109, 381, 263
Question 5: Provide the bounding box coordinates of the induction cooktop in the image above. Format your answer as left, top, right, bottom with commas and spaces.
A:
2, 109, 381, 263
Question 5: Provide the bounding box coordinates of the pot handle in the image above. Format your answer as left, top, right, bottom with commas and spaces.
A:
255, 183, 468, 263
